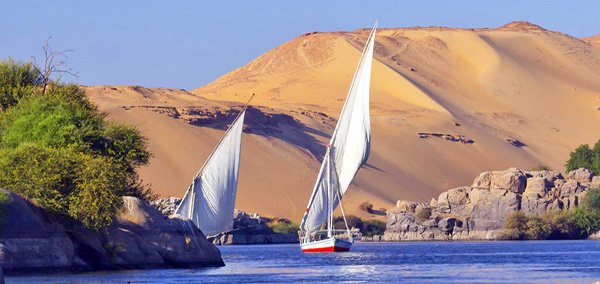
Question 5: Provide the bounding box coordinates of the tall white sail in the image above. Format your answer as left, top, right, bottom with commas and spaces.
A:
301, 21, 376, 234
175, 108, 246, 236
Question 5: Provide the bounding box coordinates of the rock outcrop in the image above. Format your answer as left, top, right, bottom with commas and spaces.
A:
208, 210, 298, 245
151, 198, 298, 245
0, 190, 223, 273
382, 168, 597, 241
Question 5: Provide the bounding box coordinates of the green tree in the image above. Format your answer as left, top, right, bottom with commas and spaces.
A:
0, 85, 104, 152
0, 83, 153, 201
0, 58, 43, 111
592, 140, 600, 175
565, 144, 594, 173
0, 56, 155, 230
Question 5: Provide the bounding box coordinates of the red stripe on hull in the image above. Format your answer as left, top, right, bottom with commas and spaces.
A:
301, 246, 351, 253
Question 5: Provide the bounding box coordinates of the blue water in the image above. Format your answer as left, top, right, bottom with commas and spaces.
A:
6, 240, 600, 283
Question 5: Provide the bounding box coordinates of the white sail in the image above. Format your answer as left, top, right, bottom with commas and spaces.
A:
301, 21, 376, 234
175, 109, 246, 236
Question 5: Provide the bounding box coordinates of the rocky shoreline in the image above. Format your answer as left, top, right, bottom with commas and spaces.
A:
152, 198, 298, 245
364, 168, 600, 242
0, 190, 224, 274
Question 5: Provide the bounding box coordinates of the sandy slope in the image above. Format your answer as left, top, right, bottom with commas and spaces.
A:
85, 21, 600, 221
582, 34, 600, 47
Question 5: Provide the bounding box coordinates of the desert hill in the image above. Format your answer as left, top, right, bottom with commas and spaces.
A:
582, 34, 600, 47
85, 21, 600, 221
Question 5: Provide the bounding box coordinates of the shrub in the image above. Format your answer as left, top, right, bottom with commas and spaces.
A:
502, 211, 528, 239
524, 216, 552, 240
0, 83, 153, 202
362, 219, 386, 237
593, 141, 600, 175
415, 207, 432, 221
0, 58, 43, 111
571, 207, 600, 237
0, 85, 104, 152
333, 215, 385, 237
0, 56, 155, 231
542, 210, 575, 239
0, 144, 125, 230
582, 187, 600, 212
359, 201, 373, 213
268, 220, 300, 235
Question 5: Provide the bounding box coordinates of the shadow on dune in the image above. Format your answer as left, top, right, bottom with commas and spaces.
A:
186, 106, 328, 160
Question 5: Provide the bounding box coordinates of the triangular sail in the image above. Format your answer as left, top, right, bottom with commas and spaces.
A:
175, 107, 247, 236
301, 21, 376, 234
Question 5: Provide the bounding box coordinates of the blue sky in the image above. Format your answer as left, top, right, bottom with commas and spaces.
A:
1, 0, 598, 90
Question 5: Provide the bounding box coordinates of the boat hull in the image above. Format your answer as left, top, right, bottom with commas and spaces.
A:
300, 237, 352, 253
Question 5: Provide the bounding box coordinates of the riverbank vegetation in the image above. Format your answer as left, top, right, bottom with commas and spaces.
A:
501, 187, 600, 240
0, 57, 154, 231
565, 140, 600, 173
333, 215, 386, 237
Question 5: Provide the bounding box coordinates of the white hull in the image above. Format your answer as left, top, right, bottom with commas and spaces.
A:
300, 237, 352, 252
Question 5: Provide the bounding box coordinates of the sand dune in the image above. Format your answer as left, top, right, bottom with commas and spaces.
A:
582, 34, 600, 47
85, 21, 600, 221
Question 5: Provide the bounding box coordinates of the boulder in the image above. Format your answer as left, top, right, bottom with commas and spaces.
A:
0, 192, 224, 273
490, 169, 527, 194
525, 170, 563, 182
446, 187, 470, 215
467, 189, 520, 231
524, 177, 549, 195
396, 200, 417, 213
0, 189, 77, 272
437, 192, 450, 213
386, 211, 415, 233
150, 197, 182, 216
569, 168, 594, 183
438, 218, 457, 233
112, 197, 224, 267
422, 219, 438, 227
472, 171, 494, 189
560, 180, 582, 198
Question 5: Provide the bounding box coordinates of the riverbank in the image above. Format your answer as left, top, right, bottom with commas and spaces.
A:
0, 189, 224, 275
372, 168, 599, 242
152, 198, 299, 245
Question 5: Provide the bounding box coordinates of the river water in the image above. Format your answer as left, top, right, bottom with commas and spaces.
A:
6, 240, 600, 283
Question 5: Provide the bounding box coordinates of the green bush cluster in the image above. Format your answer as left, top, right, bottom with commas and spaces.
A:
501, 188, 600, 240
0, 58, 153, 230
268, 220, 300, 235
0, 58, 44, 111
333, 215, 386, 237
565, 140, 600, 174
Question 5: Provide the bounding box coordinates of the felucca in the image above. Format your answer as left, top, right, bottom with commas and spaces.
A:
298, 20, 377, 252
174, 94, 253, 236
